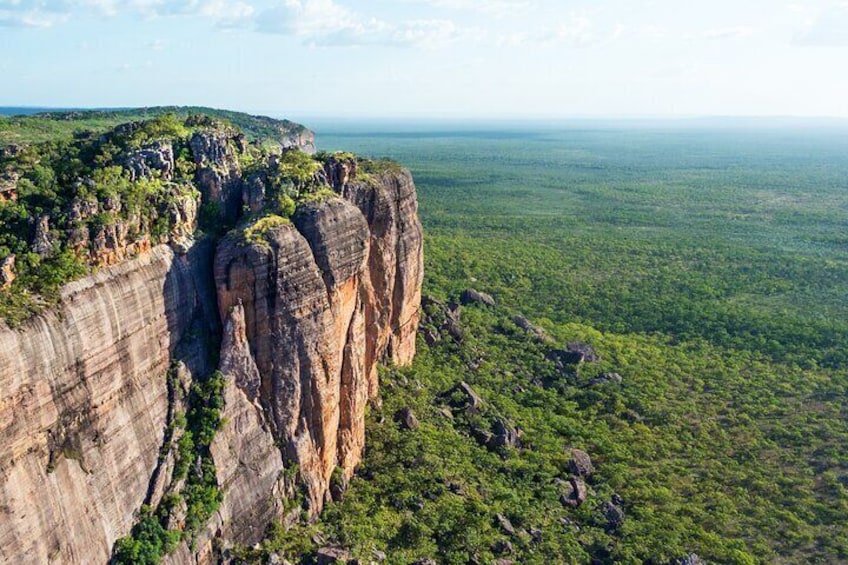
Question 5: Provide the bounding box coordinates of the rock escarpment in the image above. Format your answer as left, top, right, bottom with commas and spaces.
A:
0, 245, 213, 564
0, 116, 422, 564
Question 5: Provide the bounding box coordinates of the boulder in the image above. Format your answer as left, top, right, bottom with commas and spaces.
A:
567, 448, 595, 478
496, 513, 516, 536
512, 315, 548, 340
395, 407, 420, 430
602, 501, 625, 530
446, 381, 484, 414
671, 554, 707, 565
460, 288, 495, 307
316, 546, 351, 564
559, 476, 588, 508
488, 418, 522, 449
589, 372, 623, 386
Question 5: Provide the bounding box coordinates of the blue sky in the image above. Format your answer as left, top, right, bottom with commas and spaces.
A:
2, 0, 848, 119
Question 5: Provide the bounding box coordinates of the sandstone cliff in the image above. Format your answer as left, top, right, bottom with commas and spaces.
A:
0, 115, 422, 564
0, 245, 213, 563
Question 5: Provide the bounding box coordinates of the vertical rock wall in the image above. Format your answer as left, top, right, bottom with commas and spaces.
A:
0, 246, 209, 564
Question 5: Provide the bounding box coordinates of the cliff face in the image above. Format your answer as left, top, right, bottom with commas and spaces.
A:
0, 121, 423, 563
0, 245, 212, 564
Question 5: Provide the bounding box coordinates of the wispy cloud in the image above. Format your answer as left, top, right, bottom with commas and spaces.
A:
255, 0, 476, 48
0, 0, 255, 28
701, 26, 753, 40
417, 0, 532, 18
794, 2, 848, 46
498, 14, 622, 48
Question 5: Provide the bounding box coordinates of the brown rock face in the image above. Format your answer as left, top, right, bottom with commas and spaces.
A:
209, 303, 288, 545
215, 197, 372, 512
0, 245, 209, 564
341, 170, 424, 396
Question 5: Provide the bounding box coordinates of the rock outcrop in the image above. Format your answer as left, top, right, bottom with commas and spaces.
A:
0, 115, 423, 564
0, 245, 211, 564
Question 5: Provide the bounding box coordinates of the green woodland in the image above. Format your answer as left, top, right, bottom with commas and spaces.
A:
264, 124, 847, 564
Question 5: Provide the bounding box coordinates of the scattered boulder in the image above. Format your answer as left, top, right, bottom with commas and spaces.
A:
411, 559, 438, 565
496, 513, 516, 536
567, 448, 595, 478
394, 407, 420, 430
445, 381, 484, 414
549, 342, 599, 367
316, 546, 351, 564
602, 501, 625, 530
492, 540, 514, 555
371, 549, 387, 562
421, 326, 441, 346
444, 316, 464, 342
488, 418, 522, 449
529, 527, 543, 543
512, 315, 549, 340
589, 372, 623, 386
671, 554, 707, 565
460, 289, 495, 307
559, 476, 589, 508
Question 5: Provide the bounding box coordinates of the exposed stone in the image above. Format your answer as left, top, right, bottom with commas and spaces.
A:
497, 513, 516, 536
589, 372, 623, 386
493, 540, 514, 555
191, 130, 244, 222
567, 448, 595, 478
559, 476, 588, 508
445, 381, 484, 414
316, 546, 351, 564
488, 418, 522, 449
0, 254, 15, 290
32, 215, 54, 256
122, 140, 175, 181
602, 501, 625, 530
671, 554, 707, 565
512, 315, 548, 340
460, 288, 495, 307
342, 169, 424, 396
0, 170, 19, 201
395, 407, 420, 430
324, 156, 358, 190
0, 246, 209, 564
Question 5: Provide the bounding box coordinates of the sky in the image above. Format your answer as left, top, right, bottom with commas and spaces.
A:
2, 0, 848, 119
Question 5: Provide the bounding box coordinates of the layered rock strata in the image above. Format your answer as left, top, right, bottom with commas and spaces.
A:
0, 245, 211, 564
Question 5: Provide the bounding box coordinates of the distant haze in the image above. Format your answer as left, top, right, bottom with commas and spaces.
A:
2, 0, 847, 119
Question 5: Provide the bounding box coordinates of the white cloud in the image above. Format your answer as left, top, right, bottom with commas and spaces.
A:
701, 26, 753, 40
0, 0, 255, 27
794, 2, 848, 46
256, 0, 475, 48
419, 0, 532, 18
